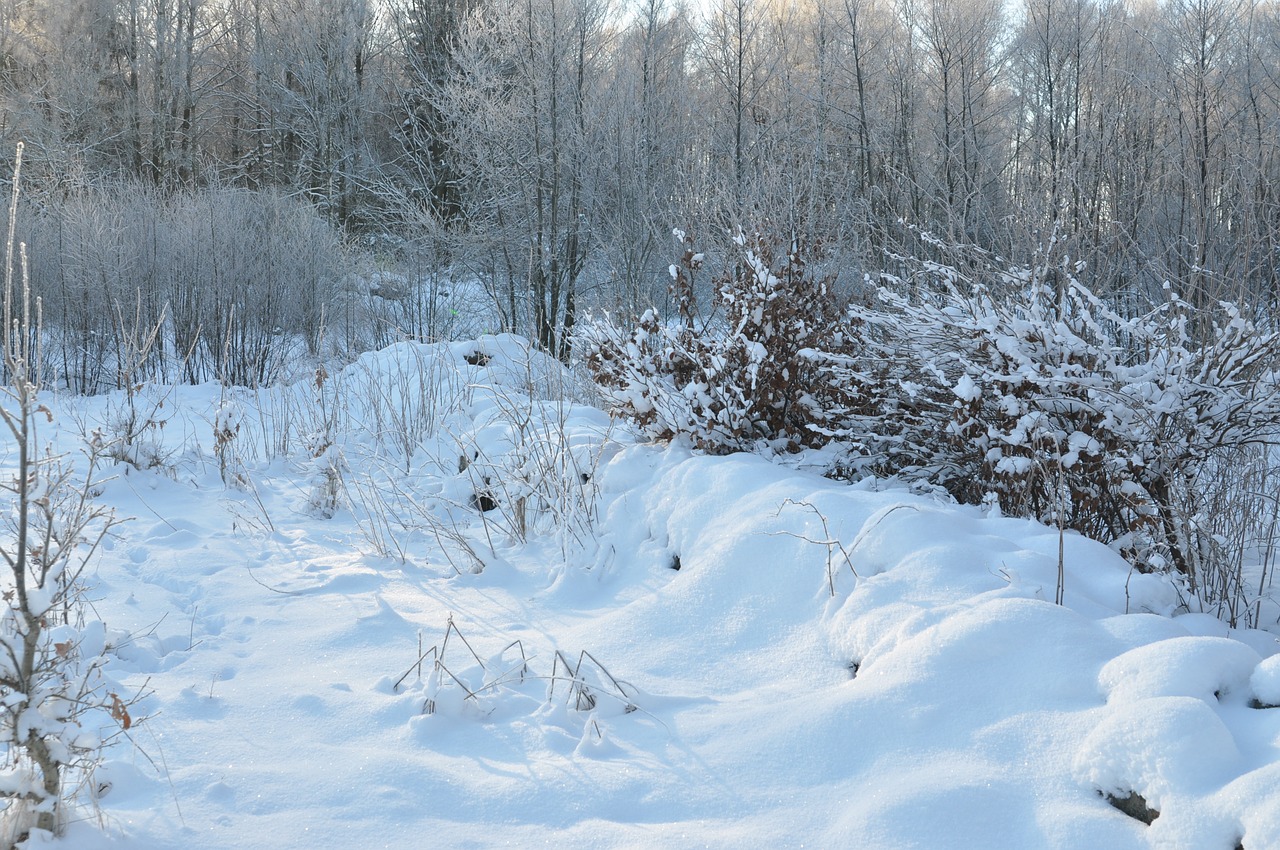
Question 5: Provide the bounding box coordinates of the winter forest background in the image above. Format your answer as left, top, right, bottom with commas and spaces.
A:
4, 0, 1280, 844
10, 0, 1280, 356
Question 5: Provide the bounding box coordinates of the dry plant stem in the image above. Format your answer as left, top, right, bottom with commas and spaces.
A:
356, 345, 460, 473
349, 470, 483, 573
1054, 461, 1066, 606
772, 499, 859, 597
424, 507, 483, 575
348, 474, 410, 564
404, 620, 636, 722
549, 649, 636, 711
224, 476, 277, 536
463, 374, 608, 555
99, 294, 178, 470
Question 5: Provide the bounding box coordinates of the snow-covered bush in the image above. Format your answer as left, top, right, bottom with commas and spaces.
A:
213, 396, 245, 488
867, 237, 1280, 612
584, 221, 1280, 619
584, 230, 878, 455
299, 366, 349, 518
868, 249, 1152, 539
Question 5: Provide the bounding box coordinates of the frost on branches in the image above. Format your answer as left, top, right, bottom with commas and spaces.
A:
584, 230, 886, 456
872, 238, 1280, 595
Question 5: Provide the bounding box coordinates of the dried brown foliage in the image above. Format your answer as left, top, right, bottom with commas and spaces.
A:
585, 230, 878, 454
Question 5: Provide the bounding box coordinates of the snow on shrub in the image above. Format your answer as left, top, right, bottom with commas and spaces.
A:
585, 223, 1280, 616
868, 248, 1155, 541
867, 236, 1280, 599
583, 230, 882, 456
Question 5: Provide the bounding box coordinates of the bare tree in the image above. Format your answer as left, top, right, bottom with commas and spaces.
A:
593, 0, 698, 314
440, 0, 609, 358
392, 0, 483, 223
696, 0, 776, 217
912, 0, 1008, 242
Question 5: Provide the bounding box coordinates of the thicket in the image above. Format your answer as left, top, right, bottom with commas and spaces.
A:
7, 184, 511, 395
586, 231, 1280, 626
9, 187, 352, 391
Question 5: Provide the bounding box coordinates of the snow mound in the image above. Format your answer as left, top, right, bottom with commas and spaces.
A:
1098, 636, 1262, 705
1074, 696, 1241, 807
1252, 654, 1280, 707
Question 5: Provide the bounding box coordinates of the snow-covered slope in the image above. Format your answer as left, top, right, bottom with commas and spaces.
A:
15, 337, 1280, 849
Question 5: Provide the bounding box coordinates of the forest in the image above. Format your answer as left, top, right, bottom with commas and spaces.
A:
2, 0, 1280, 845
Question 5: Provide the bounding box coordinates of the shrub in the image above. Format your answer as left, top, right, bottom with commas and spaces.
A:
584, 230, 877, 455
868, 237, 1280, 608
17, 185, 350, 390
588, 223, 1280, 620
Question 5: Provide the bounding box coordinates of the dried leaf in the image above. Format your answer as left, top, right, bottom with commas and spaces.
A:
54, 641, 72, 658
109, 693, 132, 730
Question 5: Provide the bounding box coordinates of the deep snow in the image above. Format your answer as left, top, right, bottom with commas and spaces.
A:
6, 336, 1279, 849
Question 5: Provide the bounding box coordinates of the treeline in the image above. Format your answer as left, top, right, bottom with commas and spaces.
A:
2, 0, 1280, 356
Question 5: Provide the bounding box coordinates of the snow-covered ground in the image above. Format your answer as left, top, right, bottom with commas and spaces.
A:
12, 336, 1280, 849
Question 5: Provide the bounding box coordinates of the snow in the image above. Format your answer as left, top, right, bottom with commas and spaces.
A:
1253, 655, 1280, 707
953, 373, 981, 402
8, 336, 1280, 848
